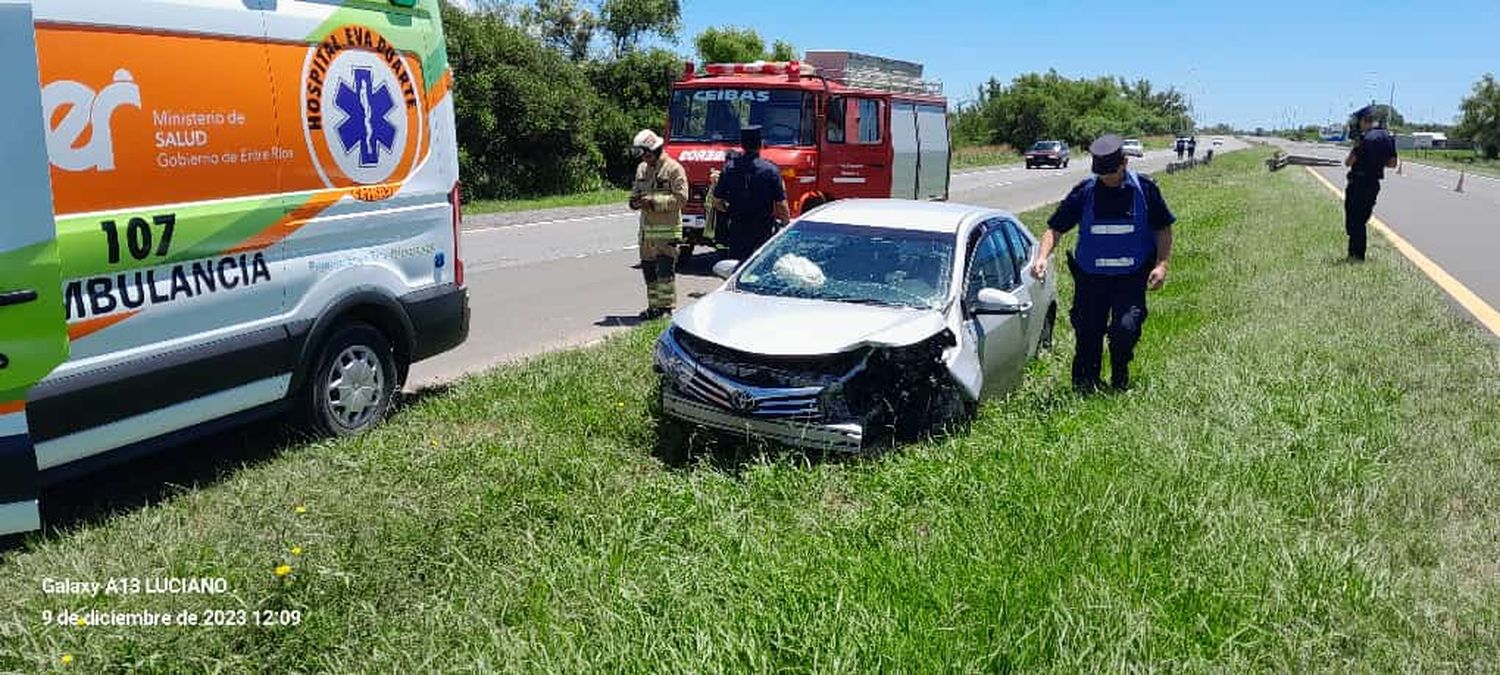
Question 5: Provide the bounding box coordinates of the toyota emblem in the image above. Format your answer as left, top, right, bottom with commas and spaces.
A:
730, 389, 757, 413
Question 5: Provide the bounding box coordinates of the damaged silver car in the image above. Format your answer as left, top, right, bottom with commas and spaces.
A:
653, 199, 1058, 451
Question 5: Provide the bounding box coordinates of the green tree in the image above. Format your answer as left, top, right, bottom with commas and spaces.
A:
599, 0, 681, 54
951, 71, 1197, 150
693, 25, 766, 64
587, 48, 685, 184
442, 3, 603, 198
519, 0, 596, 61
1456, 73, 1500, 159
769, 39, 797, 61
1368, 103, 1405, 128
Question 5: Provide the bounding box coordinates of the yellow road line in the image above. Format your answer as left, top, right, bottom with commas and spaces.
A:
1304, 166, 1500, 338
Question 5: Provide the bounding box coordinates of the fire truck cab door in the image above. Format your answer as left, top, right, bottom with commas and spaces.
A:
823, 95, 891, 200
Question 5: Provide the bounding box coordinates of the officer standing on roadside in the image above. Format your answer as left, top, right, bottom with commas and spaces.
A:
1031, 134, 1176, 393
628, 129, 688, 319
1342, 105, 1398, 261
712, 125, 792, 263
1187, 136, 1197, 159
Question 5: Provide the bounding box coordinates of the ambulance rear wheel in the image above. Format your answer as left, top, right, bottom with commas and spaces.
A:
302, 322, 398, 437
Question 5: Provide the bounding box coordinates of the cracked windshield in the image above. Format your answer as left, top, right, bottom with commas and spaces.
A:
735, 221, 953, 309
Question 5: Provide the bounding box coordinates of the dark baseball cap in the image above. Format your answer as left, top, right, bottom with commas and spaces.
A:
1352, 104, 1379, 120
1090, 134, 1126, 174
740, 125, 763, 149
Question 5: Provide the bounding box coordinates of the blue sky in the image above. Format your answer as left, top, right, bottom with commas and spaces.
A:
669, 0, 1498, 129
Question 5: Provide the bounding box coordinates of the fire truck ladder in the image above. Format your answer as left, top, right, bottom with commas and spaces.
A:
819, 66, 943, 96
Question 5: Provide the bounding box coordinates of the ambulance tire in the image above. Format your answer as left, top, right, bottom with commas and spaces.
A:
301, 322, 399, 437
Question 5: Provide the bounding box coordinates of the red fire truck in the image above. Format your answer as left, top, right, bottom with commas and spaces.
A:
664, 50, 951, 254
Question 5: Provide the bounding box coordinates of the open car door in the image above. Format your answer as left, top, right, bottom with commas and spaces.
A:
0, 0, 68, 536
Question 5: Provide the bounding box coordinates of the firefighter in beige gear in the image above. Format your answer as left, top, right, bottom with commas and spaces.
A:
629, 129, 689, 319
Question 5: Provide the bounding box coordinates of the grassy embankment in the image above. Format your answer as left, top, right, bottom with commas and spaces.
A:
3, 149, 1497, 671
1402, 148, 1500, 179
463, 188, 631, 217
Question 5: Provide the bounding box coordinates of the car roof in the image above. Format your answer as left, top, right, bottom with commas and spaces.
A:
801, 199, 1011, 234
1123, 138, 1142, 143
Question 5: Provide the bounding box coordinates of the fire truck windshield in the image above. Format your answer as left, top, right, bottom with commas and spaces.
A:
669, 89, 814, 146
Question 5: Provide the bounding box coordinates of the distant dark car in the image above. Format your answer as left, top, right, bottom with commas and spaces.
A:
1025, 141, 1069, 169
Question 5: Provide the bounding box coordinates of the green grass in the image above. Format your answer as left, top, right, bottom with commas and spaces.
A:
464, 188, 631, 216
1402, 148, 1500, 178
952, 144, 1021, 170
4, 150, 1499, 671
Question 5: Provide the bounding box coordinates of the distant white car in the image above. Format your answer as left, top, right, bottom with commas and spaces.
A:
1213, 137, 1224, 147
653, 200, 1058, 451
1121, 139, 1145, 157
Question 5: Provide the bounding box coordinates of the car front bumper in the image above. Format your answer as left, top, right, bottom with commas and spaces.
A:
653, 329, 866, 452
660, 388, 863, 452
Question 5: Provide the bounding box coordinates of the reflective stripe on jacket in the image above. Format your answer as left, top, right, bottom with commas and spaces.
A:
632, 157, 688, 240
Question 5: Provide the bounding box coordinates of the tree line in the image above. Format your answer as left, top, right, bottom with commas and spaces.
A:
950, 71, 1195, 150
442, 1, 797, 200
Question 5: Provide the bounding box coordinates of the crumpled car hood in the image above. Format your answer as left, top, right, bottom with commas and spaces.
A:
673, 290, 950, 356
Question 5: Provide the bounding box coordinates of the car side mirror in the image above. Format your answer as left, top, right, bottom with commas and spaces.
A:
972, 288, 1031, 315
712, 259, 739, 279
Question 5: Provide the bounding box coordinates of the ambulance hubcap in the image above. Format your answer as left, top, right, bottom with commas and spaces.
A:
327, 346, 384, 428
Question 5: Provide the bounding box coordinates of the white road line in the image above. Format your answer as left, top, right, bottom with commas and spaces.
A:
466, 211, 632, 234
1402, 160, 1500, 184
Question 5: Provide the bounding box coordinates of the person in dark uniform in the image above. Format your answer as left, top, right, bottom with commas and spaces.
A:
1187, 136, 1197, 159
1031, 134, 1176, 393
712, 125, 791, 263
1342, 105, 1398, 261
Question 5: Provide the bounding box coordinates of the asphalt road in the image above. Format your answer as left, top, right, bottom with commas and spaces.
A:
407, 138, 1250, 388
1264, 137, 1500, 331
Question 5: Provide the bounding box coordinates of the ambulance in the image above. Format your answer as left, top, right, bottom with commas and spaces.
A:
0, 0, 467, 536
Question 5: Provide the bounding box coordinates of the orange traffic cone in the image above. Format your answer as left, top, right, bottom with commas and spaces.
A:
1456, 170, 1466, 193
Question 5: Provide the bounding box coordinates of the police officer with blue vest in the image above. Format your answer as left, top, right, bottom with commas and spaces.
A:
712, 125, 792, 263
1031, 134, 1176, 393
1342, 105, 1398, 261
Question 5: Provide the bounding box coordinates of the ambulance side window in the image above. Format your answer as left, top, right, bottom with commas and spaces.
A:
826, 97, 846, 144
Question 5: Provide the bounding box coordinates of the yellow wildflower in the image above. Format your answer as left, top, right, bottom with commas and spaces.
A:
275, 564, 293, 577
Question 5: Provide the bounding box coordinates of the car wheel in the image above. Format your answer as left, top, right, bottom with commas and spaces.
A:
887, 376, 971, 443
301, 322, 398, 436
